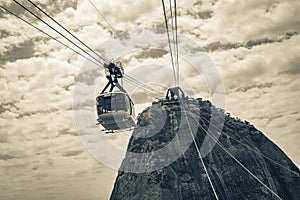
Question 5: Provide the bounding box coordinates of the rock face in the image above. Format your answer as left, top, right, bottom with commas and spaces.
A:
110, 98, 300, 200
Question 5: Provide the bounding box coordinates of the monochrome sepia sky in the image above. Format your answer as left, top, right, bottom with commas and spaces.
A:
0, 0, 299, 200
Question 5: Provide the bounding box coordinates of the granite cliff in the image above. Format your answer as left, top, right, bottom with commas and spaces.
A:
110, 98, 300, 200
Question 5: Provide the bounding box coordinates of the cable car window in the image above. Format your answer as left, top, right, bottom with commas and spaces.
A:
104, 96, 112, 112
96, 96, 104, 114
111, 93, 127, 111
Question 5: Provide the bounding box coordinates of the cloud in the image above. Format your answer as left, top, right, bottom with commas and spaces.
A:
0, 39, 35, 65
225, 78, 300, 164
0, 0, 78, 16
134, 48, 168, 60
204, 32, 298, 52
89, 0, 159, 24
209, 34, 300, 91
63, 150, 83, 157
202, 0, 300, 43
0, 154, 15, 160
279, 54, 300, 75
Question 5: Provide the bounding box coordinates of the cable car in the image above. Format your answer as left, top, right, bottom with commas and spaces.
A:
96, 92, 135, 130
96, 62, 136, 131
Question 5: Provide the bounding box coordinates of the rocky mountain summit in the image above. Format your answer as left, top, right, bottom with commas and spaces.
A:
110, 98, 300, 200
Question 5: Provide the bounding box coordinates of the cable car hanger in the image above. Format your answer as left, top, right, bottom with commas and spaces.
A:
101, 62, 125, 94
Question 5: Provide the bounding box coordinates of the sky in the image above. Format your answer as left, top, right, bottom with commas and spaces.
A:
0, 0, 299, 200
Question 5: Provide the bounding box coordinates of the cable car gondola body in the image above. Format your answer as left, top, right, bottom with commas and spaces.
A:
96, 92, 135, 130
96, 62, 136, 131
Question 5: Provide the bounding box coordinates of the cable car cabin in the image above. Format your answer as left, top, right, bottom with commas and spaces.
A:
96, 92, 135, 130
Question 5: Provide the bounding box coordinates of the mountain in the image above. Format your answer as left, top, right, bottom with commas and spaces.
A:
110, 97, 300, 200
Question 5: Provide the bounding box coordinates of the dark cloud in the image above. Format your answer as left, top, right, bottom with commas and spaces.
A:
0, 132, 8, 143
280, 55, 300, 75
0, 154, 15, 160
135, 48, 168, 60
0, 29, 10, 38
246, 32, 298, 47
115, 31, 131, 41
0, 104, 5, 114
204, 32, 299, 52
59, 128, 78, 136
193, 1, 203, 7
16, 108, 61, 119
192, 0, 218, 9
187, 10, 213, 20
0, 39, 35, 65
235, 82, 274, 93
47, 0, 78, 12
197, 10, 213, 19
2, 1, 37, 17
153, 23, 167, 31
74, 67, 103, 85
0, 102, 18, 114
205, 41, 240, 52
285, 31, 299, 38
2, 0, 78, 18
152, 27, 168, 35
63, 150, 83, 157
245, 38, 276, 48
267, 114, 285, 124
